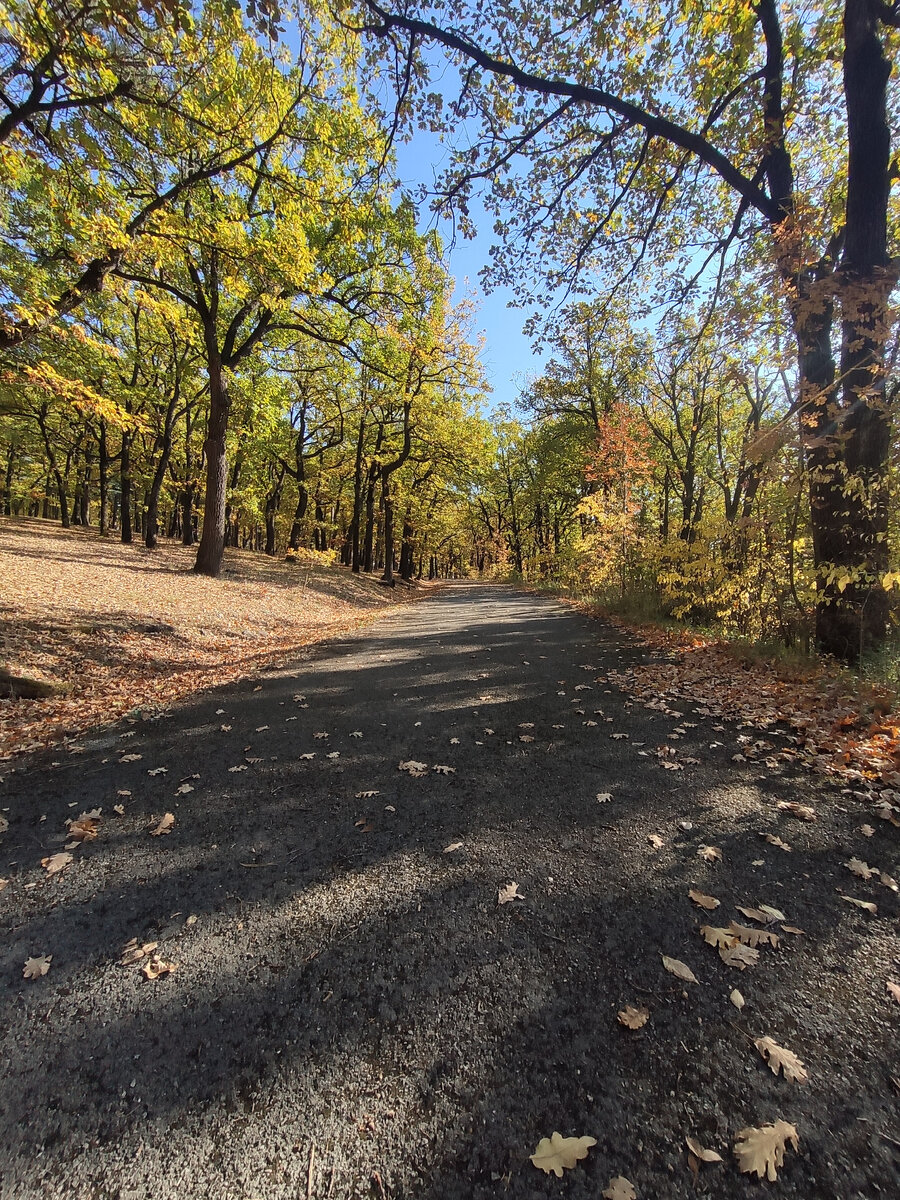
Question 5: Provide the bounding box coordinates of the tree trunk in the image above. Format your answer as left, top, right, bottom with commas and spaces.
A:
120, 430, 133, 544
145, 429, 173, 549
194, 347, 230, 577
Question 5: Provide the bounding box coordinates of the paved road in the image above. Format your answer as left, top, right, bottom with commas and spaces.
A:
0, 584, 896, 1199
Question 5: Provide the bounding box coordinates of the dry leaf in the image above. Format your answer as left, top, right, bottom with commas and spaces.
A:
689, 889, 720, 910
228, 764, 247, 773
23, 955, 51, 979
116, 789, 131, 797
350, 731, 363, 738
860, 824, 875, 837
449, 737, 460, 744
761, 833, 792, 851
700, 925, 737, 949
298, 753, 316, 760
519, 734, 534, 743
120, 939, 158, 965
150, 812, 175, 837
776, 801, 816, 821
141, 954, 176, 980
736, 905, 771, 924
886, 980, 900, 1004
530, 1132, 597, 1177
41, 852, 72, 875
443, 841, 463, 854
685, 1136, 723, 1164
617, 1005, 649, 1029
846, 857, 878, 880
780, 924, 805, 935
398, 760, 428, 776
147, 766, 168, 776
755, 1036, 808, 1084
326, 751, 340, 760
498, 882, 523, 905
597, 792, 613, 803
758, 904, 787, 922
0, 878, 8, 891
734, 1120, 799, 1181
354, 818, 374, 833
518, 722, 534, 729
175, 783, 194, 795
113, 804, 126, 815
602, 1176, 636, 1200
697, 845, 722, 863
313, 731, 329, 740
66, 814, 100, 842
841, 895, 877, 914
729, 922, 780, 949
647, 834, 664, 849
730, 988, 745, 1010
119, 753, 142, 763
662, 955, 698, 983
355, 790, 380, 799
719, 942, 759, 969
432, 764, 456, 775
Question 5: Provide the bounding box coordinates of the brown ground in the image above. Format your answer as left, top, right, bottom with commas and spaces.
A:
0, 519, 416, 759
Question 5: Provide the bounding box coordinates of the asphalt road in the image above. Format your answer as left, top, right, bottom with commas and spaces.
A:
1, 583, 897, 1199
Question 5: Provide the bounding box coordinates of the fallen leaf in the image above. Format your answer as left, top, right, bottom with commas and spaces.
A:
175, 783, 194, 795
596, 792, 613, 803
617, 1005, 649, 1029
734, 1120, 799, 1181
602, 1176, 636, 1200
720, 942, 760, 969
41, 852, 72, 875
846, 857, 878, 880
611, 733, 628, 740
23, 955, 51, 979
120, 938, 159, 965
117, 789, 131, 797
498, 882, 523, 905
326, 751, 340, 760
860, 824, 875, 837
780, 924, 805, 935
689, 889, 720, 911
518, 722, 534, 729
841, 895, 877, 913
647, 834, 664, 849
350, 731, 363, 738
685, 1136, 723, 1164
66, 813, 100, 842
356, 790, 380, 799
0, 878, 8, 891
255, 725, 269, 732
729, 921, 780, 949
141, 954, 176, 980
119, 753, 142, 763
761, 833, 792, 851
220, 724, 232, 731
519, 734, 535, 742
700, 925, 736, 948
443, 841, 463, 854
776, 801, 816, 821
730, 988, 745, 1009
228, 764, 247, 772
313, 731, 329, 740
398, 760, 428, 776
698, 845, 722, 863
887, 980, 900, 1004
432, 764, 456, 774
529, 1133, 597, 1177
449, 737, 460, 744
755, 1036, 808, 1083
147, 766, 168, 776
354, 818, 374, 833
298, 753, 316, 760
150, 812, 175, 837
662, 955, 698, 983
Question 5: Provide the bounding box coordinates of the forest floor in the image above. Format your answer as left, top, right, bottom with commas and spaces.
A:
1, 580, 898, 1200
0, 518, 417, 759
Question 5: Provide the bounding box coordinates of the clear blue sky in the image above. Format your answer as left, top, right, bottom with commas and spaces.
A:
393, 132, 540, 412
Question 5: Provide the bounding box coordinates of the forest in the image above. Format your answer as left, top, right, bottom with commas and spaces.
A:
2, 0, 899, 664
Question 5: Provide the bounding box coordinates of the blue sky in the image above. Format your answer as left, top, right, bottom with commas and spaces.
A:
392, 132, 541, 412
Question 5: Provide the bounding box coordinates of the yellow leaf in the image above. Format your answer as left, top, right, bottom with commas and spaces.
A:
734, 1120, 799, 1181
530, 1132, 597, 1176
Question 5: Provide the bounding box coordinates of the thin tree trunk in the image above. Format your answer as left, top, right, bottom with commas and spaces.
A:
194, 345, 230, 577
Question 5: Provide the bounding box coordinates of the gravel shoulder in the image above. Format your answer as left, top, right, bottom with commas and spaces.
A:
1, 583, 897, 1199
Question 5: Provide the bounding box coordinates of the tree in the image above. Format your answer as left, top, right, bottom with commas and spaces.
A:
351, 0, 900, 660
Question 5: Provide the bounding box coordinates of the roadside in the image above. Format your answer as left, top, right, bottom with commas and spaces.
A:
0, 519, 426, 760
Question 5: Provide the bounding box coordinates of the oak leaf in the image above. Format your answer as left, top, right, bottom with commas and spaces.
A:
498, 882, 523, 905
887, 980, 900, 1004
175, 783, 194, 795
647, 834, 664, 849
697, 845, 722, 863
23, 955, 51, 979
355, 790, 380, 799
398, 760, 428, 776
432, 764, 456, 774
66, 814, 100, 841
761, 833, 792, 851
759, 904, 787, 922
529, 1132, 596, 1177
662, 955, 698, 983
597, 792, 613, 803
846, 857, 877, 880
120, 939, 159, 965
350, 731, 363, 738
119, 753, 142, 763
841, 895, 877, 913
689, 889, 720, 910
147, 766, 168, 776
602, 1176, 636, 1200
617, 1005, 649, 1029
685, 1136, 723, 1164
755, 1036, 808, 1083
42, 852, 72, 875
720, 942, 759, 969
733, 1120, 799, 1181
443, 841, 463, 854
150, 812, 175, 836
729, 922, 779, 949
700, 925, 736, 949
776, 801, 816, 821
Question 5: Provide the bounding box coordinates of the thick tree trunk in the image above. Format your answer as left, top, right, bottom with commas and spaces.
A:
194, 348, 230, 578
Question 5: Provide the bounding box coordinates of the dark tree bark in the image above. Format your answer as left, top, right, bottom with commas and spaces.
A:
194, 342, 230, 576
120, 428, 133, 544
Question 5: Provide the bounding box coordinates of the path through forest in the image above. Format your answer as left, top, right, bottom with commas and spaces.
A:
1, 585, 897, 1198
